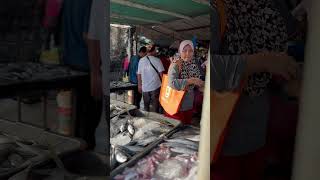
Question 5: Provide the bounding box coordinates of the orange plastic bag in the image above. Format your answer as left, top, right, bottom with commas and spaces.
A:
211, 91, 240, 163
159, 74, 186, 116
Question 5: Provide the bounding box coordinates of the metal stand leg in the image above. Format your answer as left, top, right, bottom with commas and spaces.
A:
42, 91, 48, 130
71, 88, 77, 137
17, 96, 21, 122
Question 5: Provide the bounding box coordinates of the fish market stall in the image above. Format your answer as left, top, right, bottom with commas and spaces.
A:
110, 109, 181, 174
110, 100, 136, 119
0, 62, 89, 136
0, 62, 88, 98
110, 81, 138, 105
111, 126, 200, 179
0, 118, 86, 179
110, 81, 137, 93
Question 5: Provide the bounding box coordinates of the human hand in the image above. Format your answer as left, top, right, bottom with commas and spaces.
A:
138, 85, 142, 94
265, 52, 299, 80
247, 52, 299, 81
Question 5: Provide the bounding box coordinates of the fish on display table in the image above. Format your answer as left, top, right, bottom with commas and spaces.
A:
110, 115, 174, 170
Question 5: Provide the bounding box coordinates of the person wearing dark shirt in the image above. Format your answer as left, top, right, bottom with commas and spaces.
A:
62, 0, 102, 150
129, 46, 147, 108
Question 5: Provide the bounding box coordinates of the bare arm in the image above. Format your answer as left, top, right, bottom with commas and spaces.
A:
87, 39, 102, 99
88, 39, 101, 73
137, 74, 142, 93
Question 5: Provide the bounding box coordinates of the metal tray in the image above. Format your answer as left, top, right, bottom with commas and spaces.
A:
110, 109, 182, 177
110, 125, 199, 178
110, 99, 136, 119
0, 118, 85, 178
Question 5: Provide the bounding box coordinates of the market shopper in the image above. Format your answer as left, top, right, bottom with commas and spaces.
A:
62, 0, 102, 150
87, 0, 108, 152
211, 0, 300, 179
122, 54, 129, 77
137, 45, 164, 112
129, 46, 147, 109
158, 48, 170, 74
164, 40, 204, 124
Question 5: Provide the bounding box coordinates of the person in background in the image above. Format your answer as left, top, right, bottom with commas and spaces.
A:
137, 45, 164, 112
43, 0, 63, 50
165, 40, 204, 124
168, 48, 178, 63
87, 0, 107, 152
129, 46, 147, 109
122, 54, 129, 77
158, 48, 170, 74
62, 0, 101, 150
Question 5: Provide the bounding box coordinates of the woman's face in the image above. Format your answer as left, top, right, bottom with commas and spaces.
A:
180, 45, 194, 61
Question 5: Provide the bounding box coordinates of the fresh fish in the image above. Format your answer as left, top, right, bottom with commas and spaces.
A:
0, 135, 14, 144
110, 147, 117, 170
124, 172, 139, 180
162, 142, 198, 151
127, 124, 135, 136
110, 122, 120, 138
110, 104, 115, 111
0, 144, 15, 162
15, 141, 47, 155
120, 122, 128, 133
123, 145, 144, 154
164, 138, 198, 147
170, 147, 197, 155
185, 135, 200, 142
8, 153, 24, 167
115, 149, 130, 163
136, 136, 158, 147
116, 146, 136, 156
8, 165, 31, 180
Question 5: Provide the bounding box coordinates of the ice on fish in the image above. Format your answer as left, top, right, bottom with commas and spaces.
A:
110, 133, 132, 146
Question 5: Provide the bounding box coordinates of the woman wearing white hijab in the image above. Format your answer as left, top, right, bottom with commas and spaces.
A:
164, 40, 205, 124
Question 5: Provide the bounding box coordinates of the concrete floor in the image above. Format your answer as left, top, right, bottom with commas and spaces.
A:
0, 92, 107, 154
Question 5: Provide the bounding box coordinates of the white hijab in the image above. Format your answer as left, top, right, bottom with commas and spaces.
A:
179, 40, 194, 54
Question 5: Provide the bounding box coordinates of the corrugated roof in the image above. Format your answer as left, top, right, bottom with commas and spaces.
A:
110, 0, 211, 43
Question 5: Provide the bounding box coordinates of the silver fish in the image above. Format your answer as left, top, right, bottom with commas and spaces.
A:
124, 172, 139, 180
110, 147, 117, 170
0, 135, 13, 144
127, 124, 135, 136
116, 146, 135, 156
185, 135, 200, 142
123, 145, 144, 154
120, 122, 128, 133
136, 136, 158, 147
8, 153, 24, 167
164, 138, 198, 147
170, 147, 197, 155
162, 142, 198, 151
115, 149, 129, 163
0, 144, 15, 163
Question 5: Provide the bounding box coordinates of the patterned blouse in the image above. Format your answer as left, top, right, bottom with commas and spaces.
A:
214, 0, 288, 96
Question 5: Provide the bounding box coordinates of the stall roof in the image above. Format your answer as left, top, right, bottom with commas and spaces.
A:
110, 0, 211, 42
